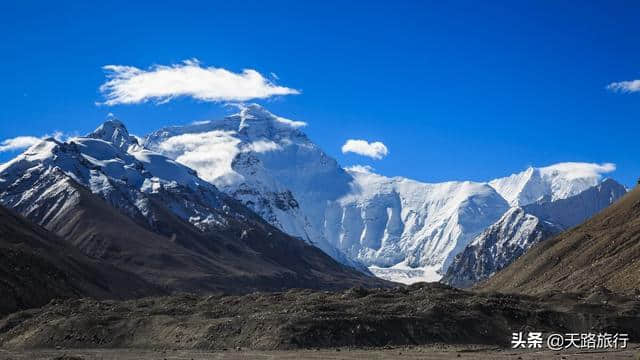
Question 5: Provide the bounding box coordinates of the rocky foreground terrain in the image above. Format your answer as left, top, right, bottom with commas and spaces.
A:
1, 345, 639, 360
1, 283, 638, 353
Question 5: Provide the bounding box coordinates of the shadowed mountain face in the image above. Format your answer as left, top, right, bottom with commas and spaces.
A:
0, 204, 162, 317
0, 121, 390, 297
480, 185, 640, 294
523, 179, 628, 229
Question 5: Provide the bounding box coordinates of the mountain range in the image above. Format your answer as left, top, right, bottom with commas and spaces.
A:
0, 104, 628, 291
0, 119, 388, 299
141, 104, 625, 284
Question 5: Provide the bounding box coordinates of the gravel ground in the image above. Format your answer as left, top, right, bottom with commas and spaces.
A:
0, 345, 639, 360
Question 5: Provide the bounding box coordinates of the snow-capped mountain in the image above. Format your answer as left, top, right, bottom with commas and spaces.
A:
143, 104, 528, 283
338, 168, 509, 282
144, 105, 363, 270
0, 119, 233, 234
523, 178, 627, 229
143, 105, 621, 283
443, 178, 627, 288
441, 207, 562, 288
1, 105, 621, 285
0, 119, 387, 292
489, 163, 616, 207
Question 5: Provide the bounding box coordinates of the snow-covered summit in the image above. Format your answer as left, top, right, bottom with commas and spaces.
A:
144, 104, 360, 269
145, 104, 306, 149
488, 162, 616, 206
0, 120, 231, 234
88, 118, 139, 151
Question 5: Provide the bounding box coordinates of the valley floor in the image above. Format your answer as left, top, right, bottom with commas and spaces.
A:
1, 345, 639, 360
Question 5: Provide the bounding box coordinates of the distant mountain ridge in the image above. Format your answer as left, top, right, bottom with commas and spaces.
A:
488, 163, 615, 206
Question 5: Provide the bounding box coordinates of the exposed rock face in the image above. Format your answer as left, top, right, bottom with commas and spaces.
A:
441, 207, 561, 288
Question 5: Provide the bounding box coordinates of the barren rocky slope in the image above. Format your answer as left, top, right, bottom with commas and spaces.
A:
0, 204, 161, 317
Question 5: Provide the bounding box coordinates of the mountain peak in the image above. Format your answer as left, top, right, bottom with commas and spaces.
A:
489, 162, 616, 206
226, 103, 307, 133
88, 118, 137, 150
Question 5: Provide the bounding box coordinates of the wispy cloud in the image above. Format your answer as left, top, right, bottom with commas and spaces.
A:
0, 136, 42, 152
99, 59, 300, 105
153, 130, 243, 185
242, 140, 282, 153
341, 139, 389, 160
606, 79, 640, 93
0, 131, 69, 153
540, 162, 616, 180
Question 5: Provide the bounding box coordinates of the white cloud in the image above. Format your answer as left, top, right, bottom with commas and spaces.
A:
273, 115, 307, 128
606, 79, 640, 93
191, 120, 212, 125
539, 162, 616, 180
242, 140, 282, 153
99, 59, 300, 105
0, 131, 73, 153
344, 165, 375, 173
341, 139, 389, 160
0, 136, 42, 152
154, 130, 243, 185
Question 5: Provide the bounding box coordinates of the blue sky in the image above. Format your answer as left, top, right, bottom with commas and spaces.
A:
1, 1, 639, 186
